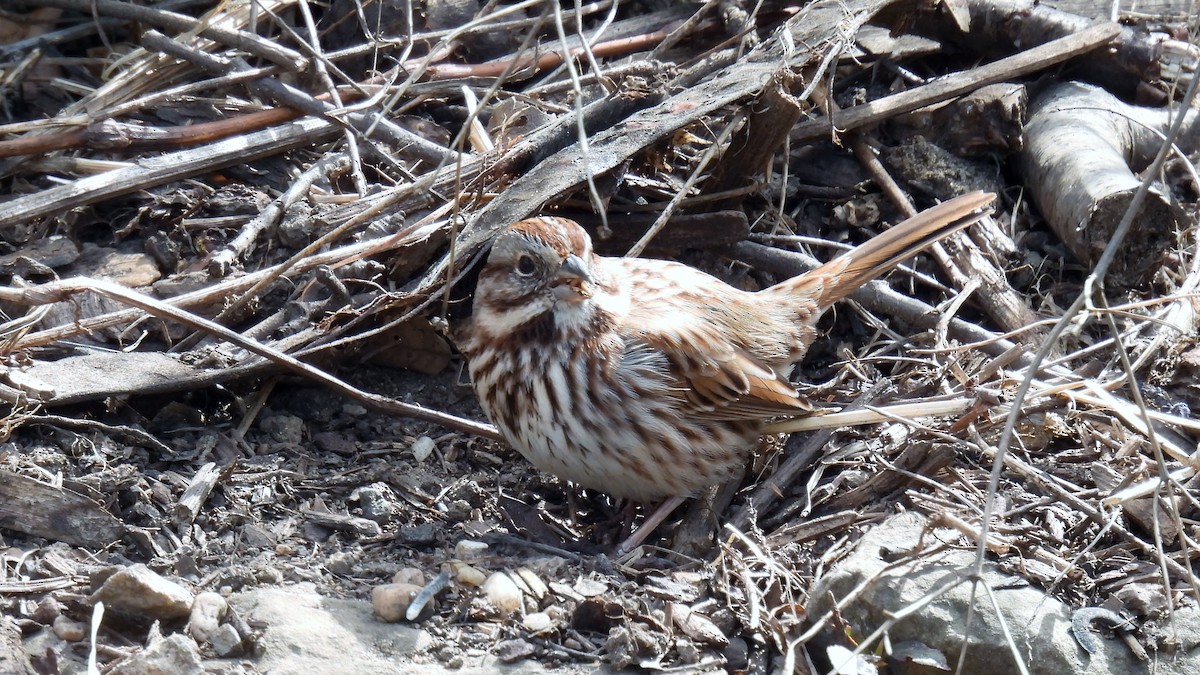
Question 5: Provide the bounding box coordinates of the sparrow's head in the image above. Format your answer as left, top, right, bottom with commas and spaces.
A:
472, 217, 601, 338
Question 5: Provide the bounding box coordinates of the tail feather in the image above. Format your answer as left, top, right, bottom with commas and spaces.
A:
770, 191, 995, 309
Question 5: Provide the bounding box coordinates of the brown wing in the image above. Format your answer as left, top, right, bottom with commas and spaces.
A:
612, 259, 814, 421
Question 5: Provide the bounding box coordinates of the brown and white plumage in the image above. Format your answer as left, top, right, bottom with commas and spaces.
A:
460, 192, 995, 502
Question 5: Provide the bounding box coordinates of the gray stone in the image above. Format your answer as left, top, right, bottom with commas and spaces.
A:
91, 565, 194, 622
110, 633, 203, 675
808, 513, 1200, 675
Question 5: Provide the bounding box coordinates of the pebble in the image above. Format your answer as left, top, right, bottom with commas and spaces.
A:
522, 612, 554, 634
411, 436, 435, 462
32, 596, 61, 624
452, 562, 488, 588
397, 523, 436, 547
52, 615, 85, 641
372, 583, 425, 623
393, 568, 424, 586
483, 572, 523, 616
454, 539, 488, 559
109, 633, 203, 675
188, 592, 227, 643
495, 638, 535, 663
259, 414, 304, 444
209, 623, 244, 658
90, 565, 193, 622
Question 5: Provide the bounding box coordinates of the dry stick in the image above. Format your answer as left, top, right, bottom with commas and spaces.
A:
205, 153, 349, 281
846, 133, 1036, 334
0, 279, 501, 440
0, 115, 336, 231
970, 17, 1200, 662
0, 93, 300, 159
791, 21, 1122, 142
625, 110, 746, 257
14, 0, 306, 71
11, 222, 423, 350
139, 30, 453, 168
647, 0, 722, 59
294, 0, 368, 195
174, 186, 453, 352
430, 0, 899, 290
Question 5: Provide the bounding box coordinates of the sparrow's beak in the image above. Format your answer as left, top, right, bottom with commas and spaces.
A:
551, 254, 594, 302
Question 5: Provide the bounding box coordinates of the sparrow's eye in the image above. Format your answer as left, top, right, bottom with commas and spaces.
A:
515, 254, 537, 276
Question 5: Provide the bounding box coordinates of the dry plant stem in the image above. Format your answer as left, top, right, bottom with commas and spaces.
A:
26, 414, 172, 454
979, 61, 1200, 623
428, 0, 897, 297
411, 16, 682, 81
1100, 298, 1200, 603
139, 30, 453, 167
927, 0, 1193, 98
294, 0, 367, 194
977, 431, 1196, 583
703, 71, 804, 211
625, 111, 745, 257
206, 153, 349, 278
0, 98, 302, 159
12, 232, 383, 349
0, 116, 337, 231
791, 22, 1122, 142
647, 0, 721, 59
0, 278, 501, 440
0, 15, 117, 59
14, 0, 306, 70
848, 133, 1036, 334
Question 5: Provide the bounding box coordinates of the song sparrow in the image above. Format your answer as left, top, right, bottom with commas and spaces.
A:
460, 192, 994, 505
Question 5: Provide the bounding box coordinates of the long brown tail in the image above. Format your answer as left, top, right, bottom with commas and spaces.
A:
769, 191, 995, 309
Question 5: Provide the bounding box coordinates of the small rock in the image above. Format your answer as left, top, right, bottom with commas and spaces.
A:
675, 636, 700, 664
495, 638, 535, 663
393, 568, 424, 586
188, 592, 227, 644
411, 436, 435, 462
32, 596, 62, 624
606, 623, 669, 670
574, 578, 608, 598
209, 623, 244, 658
90, 564, 193, 622
325, 551, 358, 577
91, 249, 161, 287
483, 572, 523, 616
313, 431, 357, 456
397, 524, 436, 547
350, 483, 398, 523
455, 539, 488, 559
110, 633, 203, 675
514, 567, 548, 601
259, 414, 304, 444
522, 612, 553, 634
52, 615, 86, 641
452, 563, 488, 588
444, 499, 472, 521
372, 583, 425, 623
723, 636, 749, 670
